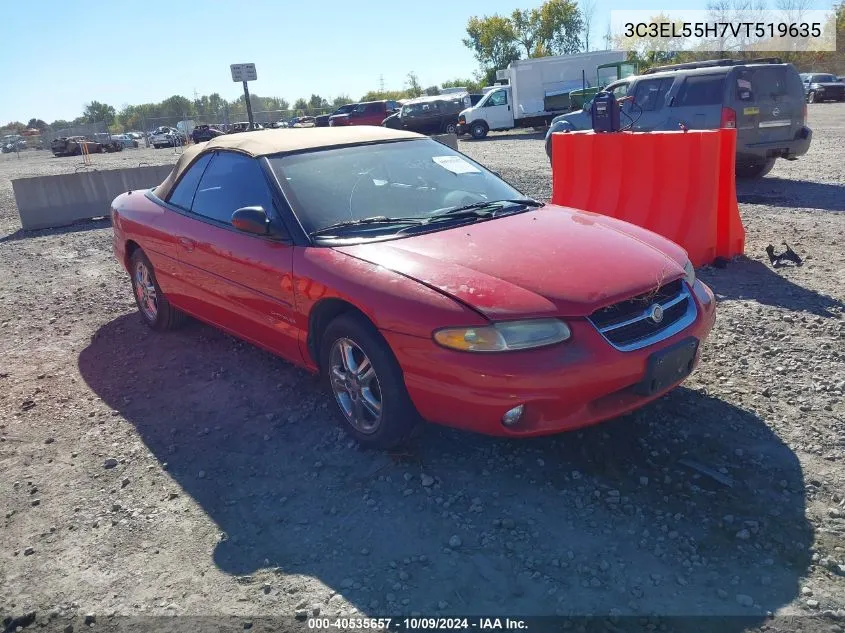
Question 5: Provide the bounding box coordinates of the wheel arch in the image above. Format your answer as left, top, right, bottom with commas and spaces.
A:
124, 239, 141, 270
307, 298, 377, 372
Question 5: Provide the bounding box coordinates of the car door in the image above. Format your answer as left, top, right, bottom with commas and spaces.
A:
164, 150, 300, 361
625, 77, 673, 131
484, 89, 512, 130
665, 73, 726, 131
416, 101, 440, 133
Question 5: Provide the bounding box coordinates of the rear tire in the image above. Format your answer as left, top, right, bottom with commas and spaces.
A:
736, 158, 776, 179
470, 122, 489, 139
129, 250, 185, 331
320, 313, 419, 450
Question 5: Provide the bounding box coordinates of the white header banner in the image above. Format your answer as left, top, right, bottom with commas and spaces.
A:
611, 9, 837, 52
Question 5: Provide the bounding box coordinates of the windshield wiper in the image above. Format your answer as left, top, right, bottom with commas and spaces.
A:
310, 216, 425, 236
432, 198, 544, 217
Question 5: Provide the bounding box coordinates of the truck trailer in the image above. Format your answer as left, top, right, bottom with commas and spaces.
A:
457, 50, 626, 139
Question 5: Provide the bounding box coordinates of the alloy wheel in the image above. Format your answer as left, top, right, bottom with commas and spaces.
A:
329, 337, 383, 434
134, 260, 158, 322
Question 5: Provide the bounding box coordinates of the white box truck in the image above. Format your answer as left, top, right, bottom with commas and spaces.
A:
457, 50, 626, 139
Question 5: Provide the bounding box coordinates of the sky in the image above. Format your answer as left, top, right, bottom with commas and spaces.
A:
0, 0, 836, 123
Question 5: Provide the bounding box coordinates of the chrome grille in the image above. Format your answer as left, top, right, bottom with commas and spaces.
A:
588, 279, 697, 352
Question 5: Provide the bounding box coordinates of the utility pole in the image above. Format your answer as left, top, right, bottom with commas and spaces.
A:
230, 64, 257, 130
243, 81, 255, 129
379, 74, 385, 92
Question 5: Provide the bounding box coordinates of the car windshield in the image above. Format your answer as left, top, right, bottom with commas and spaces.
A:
268, 139, 527, 240
812, 74, 837, 82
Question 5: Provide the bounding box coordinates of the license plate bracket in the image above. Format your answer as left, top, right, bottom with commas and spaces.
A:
634, 337, 699, 396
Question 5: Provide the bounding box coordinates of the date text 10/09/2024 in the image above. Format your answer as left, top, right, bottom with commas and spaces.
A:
307, 617, 528, 631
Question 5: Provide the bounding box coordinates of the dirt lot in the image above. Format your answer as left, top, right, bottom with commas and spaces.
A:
1, 107, 844, 633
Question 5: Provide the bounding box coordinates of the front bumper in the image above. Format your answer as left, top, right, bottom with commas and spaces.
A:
384, 279, 716, 437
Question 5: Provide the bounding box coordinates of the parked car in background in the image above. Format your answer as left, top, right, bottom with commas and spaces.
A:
111, 127, 714, 449
191, 124, 225, 143
111, 134, 139, 149
92, 133, 125, 152
1, 135, 27, 153
126, 132, 143, 140
229, 122, 265, 133
545, 58, 812, 179
799, 73, 845, 102
315, 103, 357, 127
329, 100, 400, 126
293, 116, 316, 128
270, 121, 289, 129
382, 111, 402, 129
51, 136, 102, 157
386, 94, 469, 135
150, 127, 186, 148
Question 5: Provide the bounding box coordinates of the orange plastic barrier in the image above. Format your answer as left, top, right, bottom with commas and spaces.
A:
550, 128, 745, 267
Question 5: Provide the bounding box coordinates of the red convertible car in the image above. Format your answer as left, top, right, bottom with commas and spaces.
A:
111, 127, 716, 449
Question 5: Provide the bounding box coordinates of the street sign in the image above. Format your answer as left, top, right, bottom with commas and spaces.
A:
230, 63, 257, 82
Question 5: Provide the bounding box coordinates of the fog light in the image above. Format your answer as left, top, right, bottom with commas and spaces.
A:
502, 405, 525, 427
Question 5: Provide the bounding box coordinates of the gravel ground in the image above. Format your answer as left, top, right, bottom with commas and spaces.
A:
1, 106, 844, 633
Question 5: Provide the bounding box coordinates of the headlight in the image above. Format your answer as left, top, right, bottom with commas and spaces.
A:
434, 319, 571, 352
683, 260, 696, 287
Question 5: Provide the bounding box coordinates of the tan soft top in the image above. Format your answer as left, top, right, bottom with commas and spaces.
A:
154, 127, 423, 200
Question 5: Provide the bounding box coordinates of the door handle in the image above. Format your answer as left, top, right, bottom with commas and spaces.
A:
178, 237, 195, 252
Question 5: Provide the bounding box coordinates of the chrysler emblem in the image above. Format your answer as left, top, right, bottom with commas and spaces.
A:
772, 107, 780, 117
648, 304, 664, 323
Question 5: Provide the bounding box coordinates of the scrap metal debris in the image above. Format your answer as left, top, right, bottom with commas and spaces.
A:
766, 242, 803, 267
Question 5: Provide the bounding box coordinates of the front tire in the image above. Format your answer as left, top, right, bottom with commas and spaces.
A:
736, 158, 776, 179
320, 313, 419, 450
129, 250, 185, 331
442, 121, 458, 135
807, 91, 816, 103
470, 122, 489, 139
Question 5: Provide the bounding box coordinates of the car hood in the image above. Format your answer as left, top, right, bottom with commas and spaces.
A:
335, 205, 688, 320
812, 82, 844, 88
550, 110, 590, 129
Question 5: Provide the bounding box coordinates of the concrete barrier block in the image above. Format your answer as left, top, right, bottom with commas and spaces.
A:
12, 164, 173, 231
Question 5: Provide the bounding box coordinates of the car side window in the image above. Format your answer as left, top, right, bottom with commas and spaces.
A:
190, 152, 274, 225
632, 78, 671, 111
167, 153, 213, 210
672, 74, 726, 107
365, 103, 382, 114
487, 90, 508, 107
610, 83, 629, 99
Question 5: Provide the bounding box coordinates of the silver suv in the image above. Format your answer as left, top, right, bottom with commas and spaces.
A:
545, 58, 812, 179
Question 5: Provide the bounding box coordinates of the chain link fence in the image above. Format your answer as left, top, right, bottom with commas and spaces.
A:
2, 121, 112, 156
2, 101, 341, 158
138, 106, 335, 135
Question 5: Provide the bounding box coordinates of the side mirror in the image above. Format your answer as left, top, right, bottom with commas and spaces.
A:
231, 206, 270, 235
